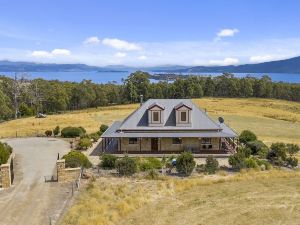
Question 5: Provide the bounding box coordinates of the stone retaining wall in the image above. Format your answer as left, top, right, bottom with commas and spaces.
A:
0, 153, 14, 189
56, 159, 81, 183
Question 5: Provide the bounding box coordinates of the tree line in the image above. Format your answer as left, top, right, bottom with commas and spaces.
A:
0, 71, 299, 121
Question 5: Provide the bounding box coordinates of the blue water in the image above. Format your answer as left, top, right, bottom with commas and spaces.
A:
1, 71, 299, 84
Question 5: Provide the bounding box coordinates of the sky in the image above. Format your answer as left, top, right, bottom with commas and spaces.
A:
1, 0, 300, 66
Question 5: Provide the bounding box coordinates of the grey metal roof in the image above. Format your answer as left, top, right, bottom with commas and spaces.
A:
101, 121, 236, 138
118, 99, 221, 131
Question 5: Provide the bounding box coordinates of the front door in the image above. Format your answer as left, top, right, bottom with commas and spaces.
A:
151, 138, 159, 151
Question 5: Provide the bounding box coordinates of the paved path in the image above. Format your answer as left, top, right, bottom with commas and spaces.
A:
0, 138, 71, 225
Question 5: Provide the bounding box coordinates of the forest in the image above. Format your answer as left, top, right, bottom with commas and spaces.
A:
0, 71, 299, 121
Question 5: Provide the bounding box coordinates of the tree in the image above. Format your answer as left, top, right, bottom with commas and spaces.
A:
239, 130, 257, 145
53, 126, 60, 137
176, 152, 196, 176
0, 89, 13, 120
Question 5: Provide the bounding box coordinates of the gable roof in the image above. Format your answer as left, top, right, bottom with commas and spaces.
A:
118, 99, 221, 131
174, 102, 192, 110
148, 102, 165, 110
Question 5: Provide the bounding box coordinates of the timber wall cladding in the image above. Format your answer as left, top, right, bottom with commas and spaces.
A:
0, 153, 14, 189
56, 159, 81, 183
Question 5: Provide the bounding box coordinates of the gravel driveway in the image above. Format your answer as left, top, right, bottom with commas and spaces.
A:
0, 138, 71, 225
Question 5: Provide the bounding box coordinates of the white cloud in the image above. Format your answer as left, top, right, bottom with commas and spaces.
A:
115, 52, 127, 58
249, 55, 280, 63
31, 50, 52, 58
51, 48, 71, 56
31, 48, 71, 58
217, 28, 239, 37
138, 55, 147, 60
83, 36, 100, 45
209, 57, 239, 66
102, 38, 141, 51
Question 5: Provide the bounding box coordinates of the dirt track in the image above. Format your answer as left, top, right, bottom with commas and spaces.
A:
0, 138, 71, 225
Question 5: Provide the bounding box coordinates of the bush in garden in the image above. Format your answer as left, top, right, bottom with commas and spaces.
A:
45, 130, 52, 137
77, 138, 92, 150
176, 152, 196, 176
61, 127, 85, 138
196, 164, 205, 173
115, 156, 137, 176
62, 151, 92, 168
204, 156, 219, 174
244, 157, 259, 169
258, 147, 269, 159
53, 126, 60, 136
100, 124, 109, 133
0, 142, 12, 165
78, 126, 86, 134
228, 147, 251, 170
256, 159, 272, 170
267, 142, 287, 166
100, 153, 117, 169
246, 140, 267, 155
286, 157, 298, 168
89, 132, 100, 142
239, 130, 257, 145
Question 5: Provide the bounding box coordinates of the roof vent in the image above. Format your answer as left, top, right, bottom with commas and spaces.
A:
218, 117, 224, 123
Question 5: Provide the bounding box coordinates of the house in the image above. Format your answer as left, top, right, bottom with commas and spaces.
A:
101, 99, 237, 154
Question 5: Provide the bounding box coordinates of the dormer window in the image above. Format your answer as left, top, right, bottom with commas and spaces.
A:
180, 111, 187, 122
148, 102, 165, 126
175, 102, 192, 126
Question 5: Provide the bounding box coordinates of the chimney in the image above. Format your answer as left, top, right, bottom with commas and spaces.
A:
140, 95, 143, 106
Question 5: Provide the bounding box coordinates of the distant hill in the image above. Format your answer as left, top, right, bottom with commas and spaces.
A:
174, 56, 300, 73
0, 60, 122, 72
1, 56, 300, 73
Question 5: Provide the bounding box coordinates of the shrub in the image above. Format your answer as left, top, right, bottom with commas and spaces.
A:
246, 140, 267, 155
176, 152, 196, 176
204, 156, 219, 174
61, 127, 85, 138
286, 144, 300, 157
115, 156, 137, 176
100, 154, 117, 169
286, 157, 298, 168
77, 138, 92, 150
62, 151, 92, 168
256, 159, 272, 170
228, 147, 250, 170
89, 132, 100, 142
53, 126, 60, 136
239, 130, 257, 145
138, 157, 163, 171
0, 142, 12, 165
244, 157, 258, 169
258, 147, 269, 159
78, 126, 87, 134
100, 124, 109, 133
45, 130, 52, 137
267, 142, 287, 166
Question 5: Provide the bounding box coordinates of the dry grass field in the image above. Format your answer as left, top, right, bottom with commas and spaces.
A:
60, 170, 300, 225
0, 98, 299, 145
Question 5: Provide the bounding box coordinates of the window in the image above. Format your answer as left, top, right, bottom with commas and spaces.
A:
172, 138, 182, 144
202, 138, 211, 144
129, 138, 138, 144
180, 111, 187, 122
153, 111, 159, 122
